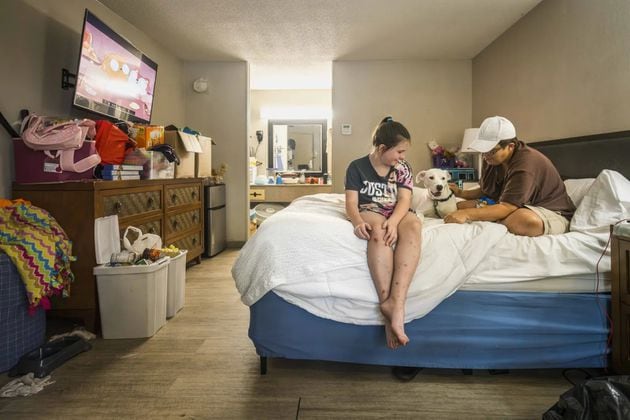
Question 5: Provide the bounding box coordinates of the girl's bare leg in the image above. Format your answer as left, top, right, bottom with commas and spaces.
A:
359, 211, 399, 349
380, 212, 422, 347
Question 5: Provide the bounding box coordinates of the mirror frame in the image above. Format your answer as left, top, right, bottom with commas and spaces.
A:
267, 119, 328, 175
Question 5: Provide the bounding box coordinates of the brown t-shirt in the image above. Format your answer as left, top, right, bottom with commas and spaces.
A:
480, 141, 575, 220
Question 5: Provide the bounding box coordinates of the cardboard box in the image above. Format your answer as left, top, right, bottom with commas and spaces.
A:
164, 130, 200, 178
134, 125, 164, 149
195, 135, 212, 178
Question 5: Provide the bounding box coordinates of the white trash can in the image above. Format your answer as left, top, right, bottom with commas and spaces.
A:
93, 257, 169, 339
166, 250, 188, 318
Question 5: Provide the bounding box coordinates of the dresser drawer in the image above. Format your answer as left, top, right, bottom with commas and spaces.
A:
165, 184, 201, 209
619, 303, 630, 370
101, 187, 162, 219
165, 209, 201, 237
168, 230, 202, 254
119, 217, 162, 239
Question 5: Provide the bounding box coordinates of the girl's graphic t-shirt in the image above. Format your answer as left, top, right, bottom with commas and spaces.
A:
344, 155, 413, 218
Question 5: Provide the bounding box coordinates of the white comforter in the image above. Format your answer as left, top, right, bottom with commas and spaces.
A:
233, 170, 629, 325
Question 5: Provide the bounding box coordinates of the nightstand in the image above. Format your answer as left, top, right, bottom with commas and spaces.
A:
611, 222, 630, 373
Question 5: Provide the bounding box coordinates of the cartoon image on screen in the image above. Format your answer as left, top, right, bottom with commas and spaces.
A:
74, 11, 157, 124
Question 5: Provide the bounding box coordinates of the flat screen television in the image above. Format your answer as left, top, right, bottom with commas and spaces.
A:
73, 9, 158, 124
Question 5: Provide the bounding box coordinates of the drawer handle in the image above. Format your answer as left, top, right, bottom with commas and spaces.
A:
192, 238, 197, 245
113, 201, 122, 214
192, 214, 198, 223
146, 197, 154, 208
171, 194, 178, 203
148, 227, 157, 234
191, 191, 197, 199
172, 220, 179, 229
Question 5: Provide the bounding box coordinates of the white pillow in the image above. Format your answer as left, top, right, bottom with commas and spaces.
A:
564, 178, 595, 208
570, 170, 630, 232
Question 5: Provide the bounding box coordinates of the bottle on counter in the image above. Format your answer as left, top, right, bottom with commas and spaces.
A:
299, 170, 306, 184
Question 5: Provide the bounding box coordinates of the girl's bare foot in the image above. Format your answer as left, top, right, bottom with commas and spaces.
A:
381, 299, 409, 346
384, 324, 400, 349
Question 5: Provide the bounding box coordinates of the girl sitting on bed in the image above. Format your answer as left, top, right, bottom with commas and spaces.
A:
344, 116, 422, 349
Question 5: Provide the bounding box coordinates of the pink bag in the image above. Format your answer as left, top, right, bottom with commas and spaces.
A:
21, 115, 96, 150
20, 115, 100, 173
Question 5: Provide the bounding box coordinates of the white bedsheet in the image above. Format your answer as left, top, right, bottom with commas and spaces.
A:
235, 169, 630, 325
233, 193, 611, 325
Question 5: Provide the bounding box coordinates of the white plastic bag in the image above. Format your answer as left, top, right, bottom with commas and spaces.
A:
122, 226, 162, 254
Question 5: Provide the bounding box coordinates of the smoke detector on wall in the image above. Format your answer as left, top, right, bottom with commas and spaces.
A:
192, 78, 208, 93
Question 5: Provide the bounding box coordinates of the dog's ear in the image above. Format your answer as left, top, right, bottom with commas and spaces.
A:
415, 171, 426, 184
446, 171, 451, 181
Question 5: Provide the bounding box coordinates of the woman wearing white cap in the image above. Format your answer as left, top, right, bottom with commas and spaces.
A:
445, 116, 575, 236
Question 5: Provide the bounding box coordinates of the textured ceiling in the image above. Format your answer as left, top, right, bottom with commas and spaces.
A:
99, 0, 542, 89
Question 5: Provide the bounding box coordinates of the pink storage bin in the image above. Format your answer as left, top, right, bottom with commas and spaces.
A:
13, 138, 97, 183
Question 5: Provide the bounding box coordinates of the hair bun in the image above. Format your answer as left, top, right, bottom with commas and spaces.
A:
382, 116, 393, 124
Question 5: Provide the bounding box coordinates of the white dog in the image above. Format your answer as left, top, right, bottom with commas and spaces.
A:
415, 168, 458, 218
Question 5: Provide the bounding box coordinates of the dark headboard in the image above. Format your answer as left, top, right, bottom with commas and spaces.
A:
529, 130, 630, 179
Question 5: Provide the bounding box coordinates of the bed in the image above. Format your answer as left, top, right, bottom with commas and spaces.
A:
233, 132, 630, 374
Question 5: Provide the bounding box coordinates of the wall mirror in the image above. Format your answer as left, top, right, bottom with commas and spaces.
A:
268, 119, 328, 175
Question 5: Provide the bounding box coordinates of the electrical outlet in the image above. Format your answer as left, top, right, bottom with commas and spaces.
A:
341, 124, 352, 135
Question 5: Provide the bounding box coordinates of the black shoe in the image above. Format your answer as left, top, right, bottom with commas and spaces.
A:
392, 366, 422, 382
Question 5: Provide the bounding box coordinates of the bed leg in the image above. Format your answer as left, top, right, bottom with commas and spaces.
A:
260, 356, 267, 375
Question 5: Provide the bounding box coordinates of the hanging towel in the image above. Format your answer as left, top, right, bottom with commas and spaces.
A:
0, 200, 76, 312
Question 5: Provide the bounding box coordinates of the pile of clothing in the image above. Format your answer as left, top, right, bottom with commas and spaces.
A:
0, 199, 75, 312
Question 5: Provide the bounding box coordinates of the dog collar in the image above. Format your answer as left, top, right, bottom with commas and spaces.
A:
433, 190, 454, 218
431, 190, 454, 202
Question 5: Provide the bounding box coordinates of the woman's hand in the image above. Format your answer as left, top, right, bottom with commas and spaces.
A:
382, 219, 399, 247
448, 183, 462, 197
353, 222, 371, 240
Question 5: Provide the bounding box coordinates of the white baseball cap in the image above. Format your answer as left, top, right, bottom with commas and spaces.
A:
464, 116, 516, 153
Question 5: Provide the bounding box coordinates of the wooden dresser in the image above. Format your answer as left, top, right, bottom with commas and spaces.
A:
612, 224, 630, 373
12, 178, 204, 332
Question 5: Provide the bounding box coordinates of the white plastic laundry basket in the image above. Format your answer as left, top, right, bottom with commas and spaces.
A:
166, 250, 188, 318
93, 257, 169, 339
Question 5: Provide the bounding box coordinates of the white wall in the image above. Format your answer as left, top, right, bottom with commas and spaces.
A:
473, 0, 630, 141
183, 62, 249, 244
0, 0, 186, 198
331, 60, 472, 192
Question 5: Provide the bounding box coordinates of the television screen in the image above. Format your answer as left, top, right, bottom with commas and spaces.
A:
73, 10, 157, 124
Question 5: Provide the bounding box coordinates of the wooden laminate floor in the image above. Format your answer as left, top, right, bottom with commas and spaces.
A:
1, 249, 584, 419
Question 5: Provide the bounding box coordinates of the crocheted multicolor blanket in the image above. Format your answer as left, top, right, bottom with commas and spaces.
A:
0, 200, 76, 312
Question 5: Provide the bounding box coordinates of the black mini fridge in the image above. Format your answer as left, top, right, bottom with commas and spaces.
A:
204, 184, 226, 257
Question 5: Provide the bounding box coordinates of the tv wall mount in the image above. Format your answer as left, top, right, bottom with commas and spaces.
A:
61, 68, 76, 90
